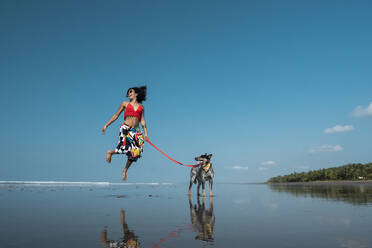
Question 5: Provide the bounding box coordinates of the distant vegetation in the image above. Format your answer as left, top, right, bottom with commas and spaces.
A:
267, 163, 372, 183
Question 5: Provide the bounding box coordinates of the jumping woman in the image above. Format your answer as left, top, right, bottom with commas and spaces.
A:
102, 86, 148, 181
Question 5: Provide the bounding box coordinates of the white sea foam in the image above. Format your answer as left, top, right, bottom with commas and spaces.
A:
109, 182, 173, 186
0, 181, 173, 187
0, 181, 110, 186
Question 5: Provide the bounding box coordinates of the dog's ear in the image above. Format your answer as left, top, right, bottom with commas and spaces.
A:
208, 154, 213, 159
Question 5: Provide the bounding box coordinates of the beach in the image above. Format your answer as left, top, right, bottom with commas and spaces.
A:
1, 181, 372, 248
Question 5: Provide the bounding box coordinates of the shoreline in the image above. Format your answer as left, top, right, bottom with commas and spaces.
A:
266, 180, 372, 185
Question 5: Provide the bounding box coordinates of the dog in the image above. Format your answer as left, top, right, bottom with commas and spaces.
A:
188, 153, 214, 197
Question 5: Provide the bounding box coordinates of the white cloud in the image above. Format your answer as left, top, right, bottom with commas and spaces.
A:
261, 161, 276, 165
258, 167, 268, 171
352, 101, 372, 117
324, 125, 354, 134
309, 145, 343, 154
231, 166, 249, 170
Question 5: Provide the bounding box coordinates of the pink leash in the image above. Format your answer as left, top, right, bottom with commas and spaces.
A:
145, 138, 198, 168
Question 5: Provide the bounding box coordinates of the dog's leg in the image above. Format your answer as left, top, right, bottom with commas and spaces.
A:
202, 182, 206, 197
197, 182, 201, 196
209, 194, 213, 211
209, 180, 213, 196
188, 181, 193, 195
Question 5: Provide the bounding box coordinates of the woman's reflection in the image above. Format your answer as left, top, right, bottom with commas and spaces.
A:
101, 209, 140, 248
188, 196, 215, 242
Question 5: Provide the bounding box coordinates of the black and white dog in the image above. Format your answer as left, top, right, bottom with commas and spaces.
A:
188, 153, 214, 196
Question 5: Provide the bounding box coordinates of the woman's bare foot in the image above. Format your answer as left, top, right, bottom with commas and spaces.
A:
106, 151, 112, 163
122, 171, 127, 181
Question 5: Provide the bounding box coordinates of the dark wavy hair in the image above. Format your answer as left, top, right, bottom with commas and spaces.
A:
126, 86, 147, 103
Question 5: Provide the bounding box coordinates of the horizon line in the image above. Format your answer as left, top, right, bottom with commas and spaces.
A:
0, 181, 174, 186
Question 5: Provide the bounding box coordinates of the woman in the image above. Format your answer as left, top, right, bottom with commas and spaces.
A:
102, 86, 148, 181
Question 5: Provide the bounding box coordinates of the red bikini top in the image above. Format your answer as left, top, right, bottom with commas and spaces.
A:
124, 103, 143, 120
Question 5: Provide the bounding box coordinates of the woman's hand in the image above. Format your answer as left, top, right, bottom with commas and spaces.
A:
102, 125, 107, 134
144, 135, 149, 141
102, 102, 126, 135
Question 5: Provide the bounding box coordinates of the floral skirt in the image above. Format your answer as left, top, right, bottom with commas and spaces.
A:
115, 124, 144, 162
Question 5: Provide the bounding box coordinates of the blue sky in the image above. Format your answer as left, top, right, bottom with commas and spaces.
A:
1, 0, 371, 183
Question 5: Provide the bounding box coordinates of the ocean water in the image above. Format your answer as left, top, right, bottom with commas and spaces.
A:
0, 181, 371, 248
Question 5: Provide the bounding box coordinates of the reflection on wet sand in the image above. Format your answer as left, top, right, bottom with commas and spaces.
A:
101, 209, 139, 248
189, 196, 215, 243
268, 183, 372, 205
152, 196, 216, 247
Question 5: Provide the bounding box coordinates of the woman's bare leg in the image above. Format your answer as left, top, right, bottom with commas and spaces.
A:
122, 160, 133, 181
106, 150, 115, 163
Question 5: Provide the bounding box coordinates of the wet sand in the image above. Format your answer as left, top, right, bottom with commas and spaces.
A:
1, 182, 372, 248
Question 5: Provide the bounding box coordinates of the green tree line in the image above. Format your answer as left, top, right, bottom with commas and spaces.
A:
267, 163, 372, 183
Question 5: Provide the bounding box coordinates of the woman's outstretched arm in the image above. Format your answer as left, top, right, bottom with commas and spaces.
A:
140, 107, 148, 140
102, 102, 126, 134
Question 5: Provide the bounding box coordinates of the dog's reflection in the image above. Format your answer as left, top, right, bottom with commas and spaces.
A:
101, 209, 140, 248
188, 195, 215, 242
